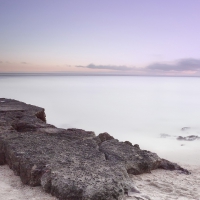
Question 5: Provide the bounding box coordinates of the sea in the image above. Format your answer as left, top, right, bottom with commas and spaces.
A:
1, 75, 200, 165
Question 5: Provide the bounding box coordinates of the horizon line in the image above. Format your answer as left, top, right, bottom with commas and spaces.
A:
0, 72, 200, 78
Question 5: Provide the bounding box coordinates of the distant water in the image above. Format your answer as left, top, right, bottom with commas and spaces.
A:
1, 75, 200, 165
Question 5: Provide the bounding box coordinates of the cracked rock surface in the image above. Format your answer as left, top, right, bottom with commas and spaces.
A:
0, 98, 190, 200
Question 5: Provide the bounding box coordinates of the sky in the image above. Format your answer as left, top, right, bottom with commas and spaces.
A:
0, 0, 200, 75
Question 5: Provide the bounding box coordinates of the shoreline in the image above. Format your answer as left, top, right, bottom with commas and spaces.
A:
1, 164, 199, 200
0, 98, 195, 199
0, 165, 57, 200
129, 164, 200, 200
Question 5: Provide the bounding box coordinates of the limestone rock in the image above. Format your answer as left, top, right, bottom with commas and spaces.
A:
99, 139, 161, 175
0, 98, 190, 200
158, 159, 190, 174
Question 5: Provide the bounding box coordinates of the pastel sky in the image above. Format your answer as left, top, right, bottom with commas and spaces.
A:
0, 0, 200, 75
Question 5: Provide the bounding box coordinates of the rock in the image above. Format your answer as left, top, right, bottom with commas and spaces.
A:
97, 132, 114, 144
133, 144, 140, 149
99, 139, 161, 175
181, 127, 190, 131
0, 98, 190, 200
124, 141, 133, 146
158, 159, 190, 174
177, 135, 200, 141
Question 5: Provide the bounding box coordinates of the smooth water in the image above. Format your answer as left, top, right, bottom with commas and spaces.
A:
1, 75, 200, 165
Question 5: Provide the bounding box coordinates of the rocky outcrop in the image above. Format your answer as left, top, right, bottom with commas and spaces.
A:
0, 98, 190, 200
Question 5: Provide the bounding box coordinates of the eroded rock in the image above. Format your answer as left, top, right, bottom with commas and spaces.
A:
99, 139, 162, 175
97, 132, 114, 144
158, 159, 189, 174
0, 98, 190, 200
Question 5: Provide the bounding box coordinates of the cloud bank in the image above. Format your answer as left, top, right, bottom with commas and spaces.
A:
77, 64, 135, 71
147, 58, 200, 72
1, 58, 200, 76
75, 58, 200, 76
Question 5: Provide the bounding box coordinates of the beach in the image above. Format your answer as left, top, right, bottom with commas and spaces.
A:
0, 165, 57, 200
1, 164, 199, 200
130, 164, 200, 200
1, 76, 200, 199
1, 0, 200, 198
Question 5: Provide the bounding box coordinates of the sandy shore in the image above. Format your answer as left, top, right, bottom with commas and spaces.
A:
0, 164, 199, 200
0, 165, 57, 200
128, 164, 200, 200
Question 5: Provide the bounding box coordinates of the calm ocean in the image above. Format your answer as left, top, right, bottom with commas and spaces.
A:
1, 75, 200, 165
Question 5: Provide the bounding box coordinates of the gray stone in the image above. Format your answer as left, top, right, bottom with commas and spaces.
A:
177, 135, 200, 141
99, 139, 161, 175
0, 98, 190, 200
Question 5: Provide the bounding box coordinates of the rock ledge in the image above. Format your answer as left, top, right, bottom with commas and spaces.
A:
0, 98, 190, 200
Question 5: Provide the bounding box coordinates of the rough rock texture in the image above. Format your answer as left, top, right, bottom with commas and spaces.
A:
0, 98, 190, 200
99, 139, 161, 175
158, 159, 190, 174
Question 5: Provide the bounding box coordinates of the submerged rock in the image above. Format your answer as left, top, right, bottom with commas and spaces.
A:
181, 127, 191, 131
177, 135, 200, 141
0, 98, 190, 200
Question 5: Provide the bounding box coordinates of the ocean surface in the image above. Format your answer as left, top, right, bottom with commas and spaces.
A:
1, 75, 200, 165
